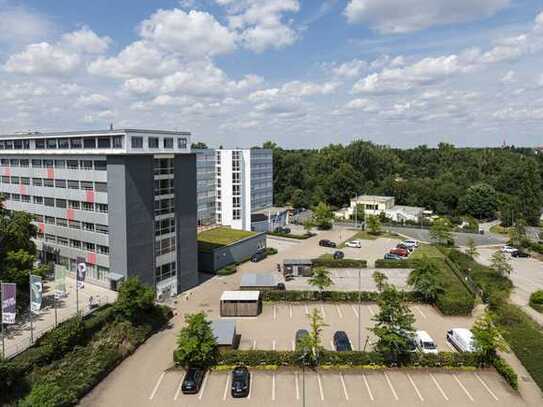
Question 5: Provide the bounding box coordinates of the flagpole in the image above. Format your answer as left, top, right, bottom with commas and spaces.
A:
76, 263, 79, 315
29, 273, 33, 344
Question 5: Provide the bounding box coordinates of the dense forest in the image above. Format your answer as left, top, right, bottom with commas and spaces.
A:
263, 141, 543, 226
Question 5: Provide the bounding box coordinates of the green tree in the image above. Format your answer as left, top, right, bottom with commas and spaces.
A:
298, 309, 328, 366
372, 271, 388, 292
430, 217, 454, 245
113, 277, 155, 322
371, 285, 416, 360
303, 219, 314, 235
509, 220, 527, 247
312, 201, 333, 230
408, 257, 444, 302
366, 215, 381, 235
174, 312, 218, 368
191, 142, 208, 149
472, 313, 509, 363
460, 183, 498, 220
352, 203, 365, 224
465, 238, 479, 259
308, 266, 333, 299
490, 250, 513, 277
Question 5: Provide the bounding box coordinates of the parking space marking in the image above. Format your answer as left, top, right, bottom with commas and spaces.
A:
291, 340, 295, 351
198, 372, 209, 400
330, 340, 335, 350
475, 373, 499, 401
454, 374, 474, 401
339, 372, 349, 400
363, 374, 374, 401
414, 306, 427, 319
272, 373, 276, 401
320, 304, 326, 318
305, 304, 309, 315
173, 375, 183, 401
446, 341, 456, 352
272, 340, 276, 350
407, 373, 424, 401
273, 305, 277, 320
289, 304, 293, 319
295, 372, 300, 400
248, 374, 252, 400
384, 372, 399, 401
336, 304, 343, 319
430, 373, 449, 401
252, 340, 257, 350
317, 373, 325, 401
368, 305, 375, 316
149, 371, 165, 400
223, 373, 230, 400
351, 305, 359, 317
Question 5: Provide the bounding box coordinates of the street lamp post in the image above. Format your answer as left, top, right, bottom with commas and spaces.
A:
358, 267, 361, 350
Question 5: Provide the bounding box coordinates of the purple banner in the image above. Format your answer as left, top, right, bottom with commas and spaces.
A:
2, 283, 16, 324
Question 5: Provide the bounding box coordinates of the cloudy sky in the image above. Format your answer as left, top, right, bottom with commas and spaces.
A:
1, 0, 542, 148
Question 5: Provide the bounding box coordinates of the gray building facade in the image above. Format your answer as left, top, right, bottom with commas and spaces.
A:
0, 129, 198, 297
194, 148, 216, 226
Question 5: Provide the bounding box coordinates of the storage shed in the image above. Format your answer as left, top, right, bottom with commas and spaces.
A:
220, 290, 262, 317
211, 320, 238, 349
240, 272, 279, 290
283, 259, 313, 276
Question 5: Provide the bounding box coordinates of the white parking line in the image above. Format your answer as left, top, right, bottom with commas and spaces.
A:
339, 372, 349, 400
248, 373, 252, 400
223, 373, 230, 400
407, 373, 424, 401
198, 372, 209, 400
272, 373, 276, 401
289, 304, 293, 319
454, 374, 474, 401
475, 373, 499, 401
414, 306, 427, 319
330, 340, 335, 350
149, 371, 165, 400
317, 373, 325, 401
291, 340, 295, 351
252, 340, 257, 350
446, 341, 456, 352
336, 304, 343, 319
273, 305, 277, 320
430, 373, 449, 401
272, 340, 276, 350
320, 304, 326, 318
363, 373, 374, 401
351, 304, 359, 317
173, 375, 184, 401
305, 304, 309, 315
384, 372, 399, 401
295, 372, 300, 400
368, 305, 375, 316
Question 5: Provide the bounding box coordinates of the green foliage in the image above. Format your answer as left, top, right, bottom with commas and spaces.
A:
366, 215, 381, 235
174, 312, 218, 368
430, 217, 454, 245
216, 264, 237, 275
301, 309, 328, 365
311, 256, 367, 268
113, 277, 156, 323
260, 289, 424, 303
460, 183, 497, 219
408, 257, 444, 302
308, 266, 333, 293
490, 250, 513, 277
493, 356, 518, 391
529, 290, 543, 313
375, 259, 415, 268
267, 231, 314, 239
472, 313, 509, 363
312, 201, 333, 230
303, 219, 314, 234
509, 220, 527, 248
371, 285, 416, 359
465, 238, 479, 259
372, 271, 388, 292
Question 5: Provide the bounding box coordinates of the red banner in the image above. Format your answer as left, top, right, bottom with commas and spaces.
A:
47, 168, 55, 179
3, 167, 11, 177
38, 223, 45, 233
86, 190, 95, 203
66, 208, 75, 221
86, 252, 96, 265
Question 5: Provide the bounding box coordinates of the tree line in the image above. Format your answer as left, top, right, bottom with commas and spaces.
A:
264, 140, 543, 226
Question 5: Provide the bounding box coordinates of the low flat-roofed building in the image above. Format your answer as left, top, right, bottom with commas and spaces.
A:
240, 272, 278, 290
211, 319, 237, 349
283, 259, 313, 276
220, 290, 262, 317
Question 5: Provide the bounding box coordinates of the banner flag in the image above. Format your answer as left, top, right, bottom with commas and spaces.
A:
77, 256, 86, 289
1, 283, 16, 324
55, 265, 67, 298
30, 275, 43, 314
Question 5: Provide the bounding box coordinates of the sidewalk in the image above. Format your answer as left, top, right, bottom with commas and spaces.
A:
2, 277, 116, 359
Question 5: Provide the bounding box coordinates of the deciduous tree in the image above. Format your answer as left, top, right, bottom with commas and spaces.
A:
175, 312, 218, 368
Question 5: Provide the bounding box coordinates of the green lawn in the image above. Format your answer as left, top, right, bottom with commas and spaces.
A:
410, 244, 445, 259
489, 224, 511, 235
339, 230, 399, 247
198, 227, 256, 252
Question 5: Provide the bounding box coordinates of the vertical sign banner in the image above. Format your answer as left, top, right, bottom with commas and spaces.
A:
1, 283, 16, 324
55, 266, 67, 298
30, 275, 43, 314
77, 256, 87, 289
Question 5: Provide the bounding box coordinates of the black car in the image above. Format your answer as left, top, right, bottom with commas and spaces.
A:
231, 366, 251, 398
295, 329, 309, 351
512, 250, 530, 258
319, 239, 336, 248
251, 248, 268, 262
274, 226, 291, 234
333, 250, 344, 260
333, 331, 352, 352
181, 367, 206, 394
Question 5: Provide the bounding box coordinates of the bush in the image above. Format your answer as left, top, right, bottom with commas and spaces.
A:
267, 232, 314, 240
261, 289, 423, 303
375, 259, 415, 268
113, 277, 156, 323
266, 247, 278, 256
216, 264, 237, 275
493, 356, 518, 391
529, 290, 543, 313
312, 257, 367, 268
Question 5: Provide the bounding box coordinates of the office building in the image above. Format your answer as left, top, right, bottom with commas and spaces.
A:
194, 148, 217, 227
0, 129, 198, 297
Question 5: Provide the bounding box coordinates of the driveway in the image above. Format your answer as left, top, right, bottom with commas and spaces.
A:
386, 227, 507, 247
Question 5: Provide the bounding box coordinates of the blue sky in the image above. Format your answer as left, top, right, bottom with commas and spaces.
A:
1, 0, 542, 148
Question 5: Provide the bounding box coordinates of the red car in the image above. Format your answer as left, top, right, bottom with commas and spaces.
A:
390, 247, 409, 257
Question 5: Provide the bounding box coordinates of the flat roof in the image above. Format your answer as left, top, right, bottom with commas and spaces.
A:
353, 195, 394, 203
211, 320, 236, 345
220, 290, 260, 301
0, 128, 190, 140
240, 273, 277, 287
283, 259, 312, 265
198, 227, 257, 252
251, 206, 289, 215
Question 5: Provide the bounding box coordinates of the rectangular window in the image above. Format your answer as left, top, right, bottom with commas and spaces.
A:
4, 141, 13, 150
57, 236, 69, 246
56, 218, 67, 227
35, 139, 45, 149
33, 196, 43, 204
178, 137, 187, 149
69, 220, 81, 230
82, 202, 94, 211
163, 137, 174, 149
10, 176, 19, 184
68, 200, 80, 209
43, 178, 54, 187
45, 216, 55, 224
96, 224, 109, 235
97, 137, 111, 148
97, 245, 109, 255
70, 138, 82, 149
68, 180, 79, 189
82, 222, 94, 231
43, 159, 54, 168
56, 199, 66, 208
45, 234, 56, 243
21, 177, 30, 185
84, 242, 96, 252
20, 159, 29, 167
58, 138, 70, 149
131, 136, 143, 148
148, 137, 159, 148
46, 139, 57, 149
55, 179, 66, 188
11, 194, 20, 201
83, 138, 96, 149
21, 195, 30, 203
80, 160, 93, 170
112, 135, 123, 148
54, 160, 66, 168
44, 197, 55, 207
67, 160, 79, 169
80, 181, 94, 191
94, 160, 106, 171
9, 159, 19, 167
96, 203, 108, 213
32, 178, 42, 186
70, 239, 81, 248
13, 140, 22, 149
95, 182, 107, 193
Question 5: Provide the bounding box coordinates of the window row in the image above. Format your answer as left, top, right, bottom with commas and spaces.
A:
1, 193, 108, 213
131, 136, 187, 150
156, 236, 176, 257
37, 233, 109, 254
155, 217, 175, 236
34, 214, 109, 234
0, 136, 122, 151
0, 158, 107, 171
1, 176, 107, 192
156, 262, 176, 283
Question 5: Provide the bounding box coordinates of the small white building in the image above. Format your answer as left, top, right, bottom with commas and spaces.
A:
336, 195, 424, 223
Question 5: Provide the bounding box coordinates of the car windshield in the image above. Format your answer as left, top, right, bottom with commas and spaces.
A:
233, 370, 246, 379
422, 341, 436, 349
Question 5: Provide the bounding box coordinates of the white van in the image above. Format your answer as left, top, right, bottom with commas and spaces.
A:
447, 328, 475, 352
415, 330, 438, 354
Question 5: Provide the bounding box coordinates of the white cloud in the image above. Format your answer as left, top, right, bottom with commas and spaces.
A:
493, 106, 543, 120
0, 4, 56, 45
344, 0, 510, 33
139, 9, 236, 57
344, 98, 378, 112
501, 70, 515, 84
77, 93, 111, 109
61, 26, 111, 54
4, 42, 80, 75
332, 59, 367, 78
280, 80, 339, 96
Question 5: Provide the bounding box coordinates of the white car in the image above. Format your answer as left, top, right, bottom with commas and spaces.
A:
501, 245, 517, 254
447, 328, 475, 352
403, 240, 419, 248
415, 330, 438, 354
345, 240, 362, 248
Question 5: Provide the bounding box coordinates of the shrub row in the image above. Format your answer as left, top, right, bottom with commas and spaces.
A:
374, 259, 415, 268
312, 257, 367, 268
493, 356, 518, 391
260, 289, 423, 303
267, 232, 315, 240
216, 264, 237, 275
529, 290, 543, 313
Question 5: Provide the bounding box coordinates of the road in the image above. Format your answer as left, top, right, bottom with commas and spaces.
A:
386, 226, 508, 247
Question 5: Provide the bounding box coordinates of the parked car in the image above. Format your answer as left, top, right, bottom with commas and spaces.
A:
231, 366, 251, 398
181, 367, 206, 394
333, 331, 352, 351
276, 282, 286, 290
319, 239, 336, 248
447, 328, 475, 352
512, 250, 530, 258
501, 245, 517, 254
274, 226, 291, 234
251, 248, 267, 262
415, 330, 438, 354
399, 329, 417, 352
295, 329, 310, 351
390, 247, 409, 257
396, 243, 414, 252
403, 240, 419, 248
333, 250, 344, 260
345, 240, 362, 248
384, 253, 403, 261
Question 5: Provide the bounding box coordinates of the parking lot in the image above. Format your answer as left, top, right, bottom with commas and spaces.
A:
148, 368, 525, 407
231, 303, 473, 352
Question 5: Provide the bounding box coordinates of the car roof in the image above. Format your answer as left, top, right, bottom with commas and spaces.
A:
415, 330, 434, 341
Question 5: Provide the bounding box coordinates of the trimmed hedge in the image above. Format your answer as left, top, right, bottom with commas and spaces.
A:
493, 356, 518, 391
375, 259, 414, 268
312, 257, 367, 268
267, 232, 315, 240
216, 264, 237, 275
260, 289, 423, 303
529, 290, 543, 313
